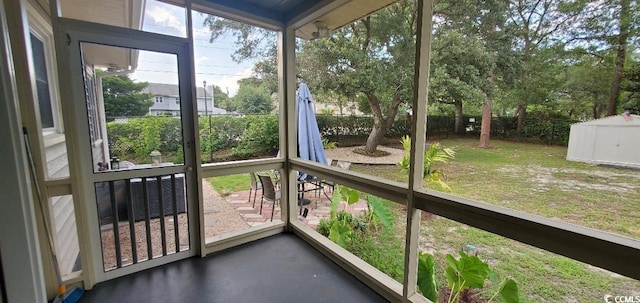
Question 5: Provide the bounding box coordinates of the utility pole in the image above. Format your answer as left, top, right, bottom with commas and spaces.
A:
203, 80, 208, 116
203, 81, 213, 162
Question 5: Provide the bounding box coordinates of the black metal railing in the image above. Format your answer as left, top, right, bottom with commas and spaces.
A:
95, 173, 187, 271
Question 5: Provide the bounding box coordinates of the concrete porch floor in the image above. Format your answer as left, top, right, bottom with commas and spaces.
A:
80, 233, 389, 302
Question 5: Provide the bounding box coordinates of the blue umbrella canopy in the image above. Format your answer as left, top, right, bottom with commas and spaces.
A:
297, 83, 328, 180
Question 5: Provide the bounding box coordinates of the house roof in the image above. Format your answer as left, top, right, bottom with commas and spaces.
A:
143, 83, 210, 99
572, 114, 640, 126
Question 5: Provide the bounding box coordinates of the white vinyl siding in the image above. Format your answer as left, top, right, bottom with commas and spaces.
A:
28, 2, 79, 278
50, 195, 79, 276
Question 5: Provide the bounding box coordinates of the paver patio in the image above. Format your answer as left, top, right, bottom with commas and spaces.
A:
216, 187, 370, 230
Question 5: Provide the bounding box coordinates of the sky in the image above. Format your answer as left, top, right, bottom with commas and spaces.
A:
129, 0, 259, 97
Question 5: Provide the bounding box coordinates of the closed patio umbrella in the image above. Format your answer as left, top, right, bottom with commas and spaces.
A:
297, 83, 327, 181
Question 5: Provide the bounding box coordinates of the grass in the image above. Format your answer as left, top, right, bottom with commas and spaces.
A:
207, 174, 250, 196
353, 138, 640, 302
437, 139, 640, 239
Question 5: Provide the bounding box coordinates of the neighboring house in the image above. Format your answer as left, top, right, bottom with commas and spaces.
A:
313, 101, 364, 116
273, 93, 364, 116
144, 83, 227, 116
567, 113, 640, 168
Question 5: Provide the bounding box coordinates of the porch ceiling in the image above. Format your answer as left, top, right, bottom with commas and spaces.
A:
61, 0, 144, 70
203, 0, 400, 40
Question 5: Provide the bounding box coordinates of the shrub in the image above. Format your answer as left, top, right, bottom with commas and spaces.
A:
199, 116, 245, 154
108, 115, 282, 162
108, 117, 181, 161
232, 115, 279, 156
316, 219, 332, 237
398, 136, 456, 191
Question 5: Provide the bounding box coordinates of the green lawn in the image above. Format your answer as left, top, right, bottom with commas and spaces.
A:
207, 174, 250, 196
352, 138, 640, 302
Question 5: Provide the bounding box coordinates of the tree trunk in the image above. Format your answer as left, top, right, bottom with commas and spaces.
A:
479, 71, 494, 148
516, 105, 525, 134
479, 102, 492, 148
592, 91, 604, 119
364, 123, 387, 154
606, 0, 630, 116
362, 91, 402, 154
454, 100, 463, 134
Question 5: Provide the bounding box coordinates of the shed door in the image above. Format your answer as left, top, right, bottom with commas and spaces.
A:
593, 126, 639, 165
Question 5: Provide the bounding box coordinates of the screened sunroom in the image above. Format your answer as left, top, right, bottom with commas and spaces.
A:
0, 0, 638, 302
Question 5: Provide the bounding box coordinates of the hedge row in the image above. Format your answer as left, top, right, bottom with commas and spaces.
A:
108, 115, 279, 162
107, 114, 574, 162
398, 115, 573, 146
317, 115, 574, 145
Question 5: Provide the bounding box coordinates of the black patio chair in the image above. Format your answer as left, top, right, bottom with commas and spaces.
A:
248, 172, 262, 207
258, 173, 280, 221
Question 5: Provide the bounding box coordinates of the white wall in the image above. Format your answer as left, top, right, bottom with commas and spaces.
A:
566, 125, 596, 162
51, 195, 79, 275
568, 123, 640, 168
593, 126, 640, 167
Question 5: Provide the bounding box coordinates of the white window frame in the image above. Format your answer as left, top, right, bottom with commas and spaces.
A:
27, 4, 62, 136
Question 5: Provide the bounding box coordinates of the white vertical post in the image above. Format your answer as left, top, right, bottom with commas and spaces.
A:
278, 24, 296, 228
404, 0, 434, 301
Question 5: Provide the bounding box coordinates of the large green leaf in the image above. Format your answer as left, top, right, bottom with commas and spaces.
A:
427, 171, 452, 192
417, 252, 438, 302
328, 221, 352, 248
457, 252, 490, 289
498, 279, 520, 303
445, 252, 490, 292
445, 255, 463, 291
424, 143, 455, 178
366, 195, 394, 229
340, 187, 359, 205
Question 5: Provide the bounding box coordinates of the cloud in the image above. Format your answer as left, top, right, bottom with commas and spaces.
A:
213, 67, 255, 97
145, 4, 186, 36
195, 56, 208, 64
192, 27, 211, 39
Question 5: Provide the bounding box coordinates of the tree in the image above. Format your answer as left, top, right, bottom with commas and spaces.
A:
233, 85, 273, 114
561, 52, 612, 119
507, 0, 586, 133
102, 74, 152, 117
433, 0, 517, 148
210, 85, 232, 112
299, 1, 416, 153
605, 0, 633, 116
202, 16, 278, 112
622, 62, 640, 114
428, 28, 494, 135
567, 0, 639, 116
203, 16, 275, 63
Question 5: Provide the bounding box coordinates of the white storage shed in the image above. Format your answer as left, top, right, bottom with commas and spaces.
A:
566, 114, 640, 168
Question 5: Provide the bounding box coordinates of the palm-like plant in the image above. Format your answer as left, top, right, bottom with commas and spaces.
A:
398, 135, 455, 191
